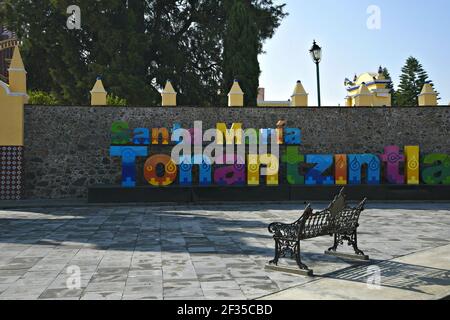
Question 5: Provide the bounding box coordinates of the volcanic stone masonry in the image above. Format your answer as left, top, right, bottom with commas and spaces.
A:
23, 105, 450, 199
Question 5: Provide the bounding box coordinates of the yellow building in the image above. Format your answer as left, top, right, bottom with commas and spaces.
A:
0, 46, 27, 146
345, 66, 392, 107
0, 46, 27, 200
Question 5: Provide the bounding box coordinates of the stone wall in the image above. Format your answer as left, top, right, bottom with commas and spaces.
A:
23, 106, 450, 199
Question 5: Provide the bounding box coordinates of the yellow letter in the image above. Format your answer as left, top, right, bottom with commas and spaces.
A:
216, 123, 243, 145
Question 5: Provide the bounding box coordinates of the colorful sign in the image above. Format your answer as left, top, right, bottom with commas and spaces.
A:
109, 121, 450, 188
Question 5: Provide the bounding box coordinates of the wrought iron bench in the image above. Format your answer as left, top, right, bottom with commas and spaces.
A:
267, 188, 369, 276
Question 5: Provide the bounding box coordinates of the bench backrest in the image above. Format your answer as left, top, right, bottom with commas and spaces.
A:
328, 188, 347, 218
300, 210, 332, 239
299, 189, 346, 239
332, 198, 367, 234
299, 189, 366, 239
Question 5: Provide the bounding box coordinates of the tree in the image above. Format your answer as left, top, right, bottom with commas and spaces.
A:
223, 0, 260, 106
28, 90, 59, 105
382, 67, 397, 106
396, 57, 439, 107
0, 0, 56, 93
1, 0, 287, 106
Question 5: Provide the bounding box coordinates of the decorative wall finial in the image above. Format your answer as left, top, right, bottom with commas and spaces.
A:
161, 80, 177, 107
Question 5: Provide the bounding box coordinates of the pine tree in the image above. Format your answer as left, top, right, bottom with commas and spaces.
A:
382, 67, 397, 106
397, 57, 439, 106
223, 0, 260, 106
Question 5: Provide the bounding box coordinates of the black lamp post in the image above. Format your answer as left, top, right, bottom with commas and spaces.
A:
309, 40, 322, 107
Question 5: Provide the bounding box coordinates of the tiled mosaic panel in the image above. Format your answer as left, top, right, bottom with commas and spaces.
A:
0, 146, 23, 200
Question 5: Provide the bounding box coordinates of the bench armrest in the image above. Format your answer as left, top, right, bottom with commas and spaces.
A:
268, 204, 313, 239
268, 222, 299, 239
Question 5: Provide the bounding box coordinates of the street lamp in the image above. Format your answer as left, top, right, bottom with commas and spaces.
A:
310, 40, 322, 107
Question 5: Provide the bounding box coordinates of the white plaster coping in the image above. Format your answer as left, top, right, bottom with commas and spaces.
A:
0, 80, 29, 97
8, 68, 27, 74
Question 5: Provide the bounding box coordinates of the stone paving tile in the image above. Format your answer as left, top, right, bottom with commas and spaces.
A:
164, 296, 205, 300
130, 263, 162, 272
85, 281, 126, 293
0, 269, 28, 277
81, 291, 123, 300
123, 284, 163, 297
29, 262, 68, 272
47, 274, 93, 290
0, 295, 41, 300
163, 280, 204, 298
39, 297, 81, 300
128, 269, 162, 277
200, 280, 241, 291
0, 276, 21, 284
0, 284, 10, 295
122, 295, 162, 300
126, 276, 163, 287
13, 277, 54, 288
196, 270, 233, 282
90, 273, 128, 283
0, 203, 449, 300
0, 257, 42, 270
229, 267, 269, 279
203, 290, 247, 300
38, 288, 83, 299
1, 285, 47, 299
162, 263, 198, 281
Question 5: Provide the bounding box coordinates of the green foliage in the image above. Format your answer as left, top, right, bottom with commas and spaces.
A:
107, 94, 127, 106
223, 0, 260, 106
382, 67, 397, 106
396, 57, 439, 107
27, 90, 59, 105
1, 0, 287, 107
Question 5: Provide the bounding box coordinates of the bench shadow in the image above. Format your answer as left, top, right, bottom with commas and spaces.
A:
320, 259, 450, 296
0, 207, 277, 257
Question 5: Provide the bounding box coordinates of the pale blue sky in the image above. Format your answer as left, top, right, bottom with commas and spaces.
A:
259, 0, 450, 105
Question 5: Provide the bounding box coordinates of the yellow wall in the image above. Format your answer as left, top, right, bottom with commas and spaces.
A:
374, 95, 391, 107
0, 82, 24, 146
354, 93, 374, 107
0, 47, 26, 146
418, 94, 437, 106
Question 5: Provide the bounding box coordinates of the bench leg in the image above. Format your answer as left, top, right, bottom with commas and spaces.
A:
327, 232, 368, 258
328, 234, 340, 252
269, 239, 281, 266
294, 241, 309, 271
350, 231, 366, 257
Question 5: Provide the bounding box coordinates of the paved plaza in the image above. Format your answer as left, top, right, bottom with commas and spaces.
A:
0, 202, 449, 300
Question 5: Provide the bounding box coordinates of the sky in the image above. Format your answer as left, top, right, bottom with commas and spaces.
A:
258, 0, 450, 106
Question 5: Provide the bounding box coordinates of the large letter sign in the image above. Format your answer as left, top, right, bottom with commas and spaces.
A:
348, 154, 381, 185
110, 146, 148, 188
380, 146, 405, 184
107, 121, 447, 190
422, 154, 450, 185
